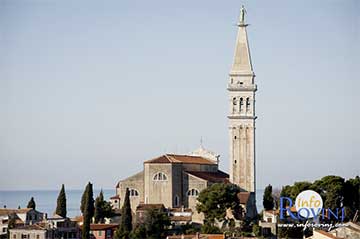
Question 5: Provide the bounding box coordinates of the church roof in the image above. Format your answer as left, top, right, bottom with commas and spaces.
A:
185, 170, 229, 183
144, 154, 216, 165
118, 170, 144, 185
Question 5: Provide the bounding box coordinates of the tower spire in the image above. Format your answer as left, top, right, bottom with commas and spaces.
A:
227, 6, 257, 218
231, 6, 253, 76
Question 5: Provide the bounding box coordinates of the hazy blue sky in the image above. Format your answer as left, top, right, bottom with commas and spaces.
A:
0, 0, 359, 191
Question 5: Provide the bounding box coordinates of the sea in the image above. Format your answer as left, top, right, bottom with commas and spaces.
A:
0, 189, 264, 217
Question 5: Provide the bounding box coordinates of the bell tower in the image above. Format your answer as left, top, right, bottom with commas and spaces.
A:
228, 6, 257, 203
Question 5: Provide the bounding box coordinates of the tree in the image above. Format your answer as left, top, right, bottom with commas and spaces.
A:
55, 184, 67, 218
196, 183, 240, 225
81, 182, 95, 239
130, 208, 170, 239
7, 213, 16, 239
312, 176, 345, 211
201, 223, 221, 234
94, 190, 114, 223
280, 181, 312, 206
27, 197, 36, 209
94, 190, 105, 223
114, 188, 132, 239
263, 184, 274, 210
343, 176, 360, 221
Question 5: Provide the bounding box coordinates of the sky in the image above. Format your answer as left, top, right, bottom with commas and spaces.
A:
0, 0, 359, 191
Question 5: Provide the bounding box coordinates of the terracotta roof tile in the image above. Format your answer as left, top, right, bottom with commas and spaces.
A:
72, 216, 83, 222
110, 195, 120, 200
80, 224, 118, 230
144, 154, 216, 165
12, 224, 46, 231
314, 230, 342, 239
167, 235, 225, 239
169, 208, 192, 213
136, 203, 165, 211
167, 235, 195, 239
0, 208, 33, 216
185, 170, 229, 183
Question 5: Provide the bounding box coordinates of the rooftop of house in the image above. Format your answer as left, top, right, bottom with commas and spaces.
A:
11, 223, 47, 231
0, 208, 33, 216
88, 224, 118, 231
264, 210, 277, 215
313, 230, 342, 239
166, 234, 225, 239
169, 208, 192, 213
110, 195, 120, 200
144, 154, 216, 165
169, 216, 192, 222
71, 215, 83, 223
136, 203, 165, 211
275, 206, 297, 214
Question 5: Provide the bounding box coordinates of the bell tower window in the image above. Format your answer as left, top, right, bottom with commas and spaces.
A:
239, 98, 244, 112
246, 97, 250, 111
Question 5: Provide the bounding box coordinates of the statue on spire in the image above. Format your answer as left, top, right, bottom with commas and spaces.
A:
239, 5, 247, 24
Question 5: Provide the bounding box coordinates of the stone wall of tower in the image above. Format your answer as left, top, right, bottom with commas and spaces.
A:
228, 23, 256, 195
229, 124, 255, 192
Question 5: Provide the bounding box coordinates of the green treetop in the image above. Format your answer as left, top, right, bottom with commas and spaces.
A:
263, 184, 274, 210
81, 182, 95, 239
27, 197, 36, 210
55, 184, 67, 218
94, 190, 114, 223
196, 183, 240, 225
114, 188, 132, 239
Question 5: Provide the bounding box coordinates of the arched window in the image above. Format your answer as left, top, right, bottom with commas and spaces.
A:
246, 97, 250, 111
174, 195, 179, 207
153, 172, 167, 181
129, 189, 139, 197
187, 189, 199, 197
232, 97, 237, 105
240, 98, 244, 112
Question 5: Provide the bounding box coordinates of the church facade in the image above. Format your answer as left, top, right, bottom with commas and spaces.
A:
114, 8, 257, 223
116, 150, 228, 223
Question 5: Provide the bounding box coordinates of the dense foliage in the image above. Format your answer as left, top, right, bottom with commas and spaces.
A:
27, 197, 36, 210
114, 188, 132, 239
196, 183, 241, 224
81, 182, 94, 239
55, 184, 67, 218
280, 175, 359, 221
94, 190, 114, 223
130, 208, 170, 239
7, 213, 16, 239
263, 184, 274, 210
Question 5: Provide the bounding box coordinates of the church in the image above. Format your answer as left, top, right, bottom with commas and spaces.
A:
113, 7, 257, 223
